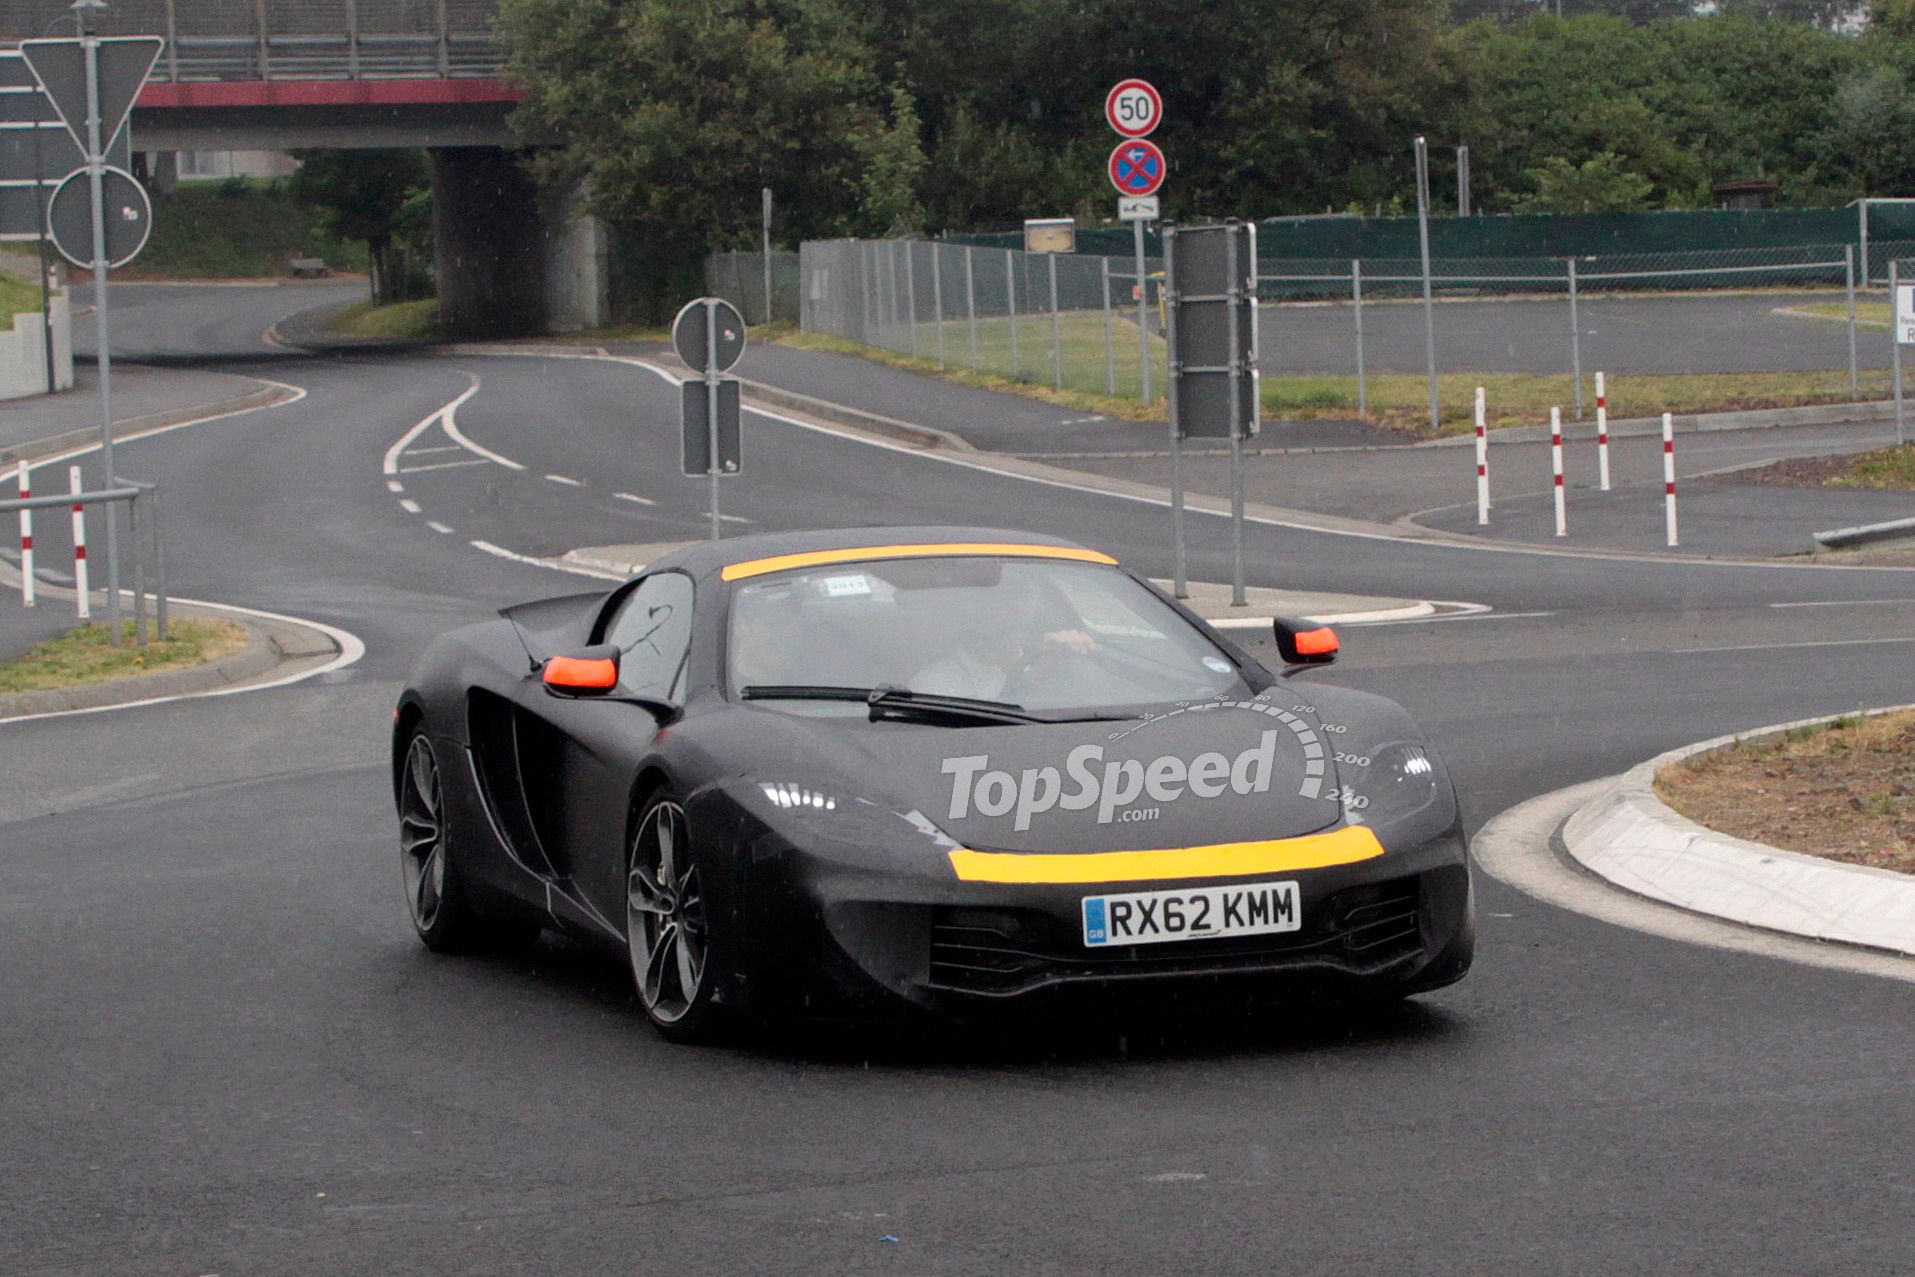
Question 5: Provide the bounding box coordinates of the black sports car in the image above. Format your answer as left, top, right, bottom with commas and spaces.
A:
394, 526, 1473, 1040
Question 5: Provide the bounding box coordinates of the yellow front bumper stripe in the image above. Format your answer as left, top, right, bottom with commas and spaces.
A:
945, 824, 1385, 885
720, 542, 1117, 581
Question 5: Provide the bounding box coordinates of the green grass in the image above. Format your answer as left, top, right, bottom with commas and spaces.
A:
1827, 442, 1915, 489
324, 298, 439, 340
133, 181, 370, 279
1788, 299, 1889, 327
787, 319, 1896, 435
0, 618, 247, 694
0, 270, 48, 332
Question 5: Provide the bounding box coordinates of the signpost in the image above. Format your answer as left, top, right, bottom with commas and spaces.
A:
1105, 79, 1165, 409
20, 18, 163, 645
673, 297, 746, 539
1893, 267, 1913, 446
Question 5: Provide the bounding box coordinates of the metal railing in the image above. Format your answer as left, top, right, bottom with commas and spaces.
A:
3, 469, 169, 645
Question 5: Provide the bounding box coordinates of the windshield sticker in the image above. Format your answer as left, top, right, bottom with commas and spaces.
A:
821, 573, 872, 597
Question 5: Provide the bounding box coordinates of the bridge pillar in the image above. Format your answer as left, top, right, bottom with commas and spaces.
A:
540, 187, 608, 333
430, 147, 545, 339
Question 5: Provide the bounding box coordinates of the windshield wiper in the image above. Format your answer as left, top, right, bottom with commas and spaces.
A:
740, 684, 1041, 725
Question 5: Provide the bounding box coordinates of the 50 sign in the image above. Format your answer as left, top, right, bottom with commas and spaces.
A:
1104, 78, 1162, 139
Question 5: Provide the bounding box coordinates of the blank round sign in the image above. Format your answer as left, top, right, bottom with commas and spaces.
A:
48, 165, 152, 270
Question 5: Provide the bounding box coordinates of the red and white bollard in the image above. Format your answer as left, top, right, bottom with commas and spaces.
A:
1662, 412, 1678, 548
1551, 406, 1567, 537
1594, 371, 1611, 491
1474, 385, 1490, 524
69, 464, 89, 621
16, 464, 33, 608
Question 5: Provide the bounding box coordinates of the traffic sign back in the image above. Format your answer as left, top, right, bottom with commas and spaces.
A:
672, 297, 747, 373
48, 165, 150, 269
20, 37, 161, 157
1108, 140, 1166, 198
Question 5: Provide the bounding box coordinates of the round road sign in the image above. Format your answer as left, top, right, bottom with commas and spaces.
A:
1105, 78, 1162, 138
47, 165, 151, 271
1108, 139, 1166, 198
671, 296, 747, 374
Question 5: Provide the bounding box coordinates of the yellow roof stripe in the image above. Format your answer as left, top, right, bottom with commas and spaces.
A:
720, 542, 1118, 582
945, 825, 1384, 885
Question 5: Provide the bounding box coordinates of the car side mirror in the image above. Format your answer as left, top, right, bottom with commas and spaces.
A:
543, 644, 620, 696
1273, 616, 1338, 667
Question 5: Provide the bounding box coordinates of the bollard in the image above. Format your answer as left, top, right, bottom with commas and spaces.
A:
1663, 412, 1678, 548
69, 465, 89, 620
1474, 386, 1489, 524
16, 465, 33, 607
1595, 371, 1611, 491
1551, 406, 1567, 537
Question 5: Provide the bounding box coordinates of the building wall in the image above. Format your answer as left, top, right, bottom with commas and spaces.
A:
0, 289, 73, 403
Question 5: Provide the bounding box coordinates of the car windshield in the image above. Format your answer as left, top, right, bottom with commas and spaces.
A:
728, 555, 1256, 714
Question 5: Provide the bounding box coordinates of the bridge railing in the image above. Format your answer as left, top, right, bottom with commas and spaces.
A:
159, 32, 500, 81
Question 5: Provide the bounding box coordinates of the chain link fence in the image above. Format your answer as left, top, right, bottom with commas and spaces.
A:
703, 250, 801, 327
800, 234, 1911, 425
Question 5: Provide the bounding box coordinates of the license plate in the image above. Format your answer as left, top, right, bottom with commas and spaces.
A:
1081, 880, 1301, 947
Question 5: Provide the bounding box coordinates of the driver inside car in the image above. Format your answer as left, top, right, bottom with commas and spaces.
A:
910, 572, 1097, 701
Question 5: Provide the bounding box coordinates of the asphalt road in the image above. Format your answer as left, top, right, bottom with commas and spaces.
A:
2, 288, 1913, 1274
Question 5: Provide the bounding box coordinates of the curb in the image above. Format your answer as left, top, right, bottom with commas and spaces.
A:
0, 382, 295, 470
1814, 515, 1915, 550
1480, 399, 1901, 447
0, 602, 341, 721
1562, 704, 1915, 957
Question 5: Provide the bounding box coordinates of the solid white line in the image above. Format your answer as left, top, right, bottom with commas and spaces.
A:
29, 376, 310, 474
397, 458, 488, 475
438, 378, 526, 470
613, 491, 656, 506
381, 378, 478, 476
1768, 599, 1915, 608
1345, 608, 1556, 627
398, 499, 421, 514
467, 538, 614, 578
1674, 635, 1915, 654
545, 473, 584, 486
426, 521, 453, 535
404, 444, 464, 455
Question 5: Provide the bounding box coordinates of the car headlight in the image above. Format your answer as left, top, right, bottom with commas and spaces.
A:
1340, 740, 1444, 828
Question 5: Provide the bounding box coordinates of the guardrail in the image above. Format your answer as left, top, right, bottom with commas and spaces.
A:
156, 32, 501, 82
3, 468, 168, 646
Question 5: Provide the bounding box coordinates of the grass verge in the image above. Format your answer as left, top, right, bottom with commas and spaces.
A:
0, 270, 47, 333
1716, 441, 1915, 490
131, 180, 370, 279
1788, 300, 1888, 326
324, 298, 439, 340
1656, 710, 1915, 874
0, 618, 249, 694
783, 324, 1895, 436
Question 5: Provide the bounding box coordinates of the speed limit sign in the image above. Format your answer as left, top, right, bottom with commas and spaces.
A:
1105, 78, 1162, 138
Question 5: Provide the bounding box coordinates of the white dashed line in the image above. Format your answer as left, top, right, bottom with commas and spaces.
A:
468, 539, 615, 578
613, 492, 656, 505
545, 473, 583, 487
427, 521, 453, 535
399, 499, 421, 514
704, 511, 753, 525
386, 480, 403, 493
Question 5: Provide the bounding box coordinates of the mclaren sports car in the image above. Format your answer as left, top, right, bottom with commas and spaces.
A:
393, 527, 1474, 1040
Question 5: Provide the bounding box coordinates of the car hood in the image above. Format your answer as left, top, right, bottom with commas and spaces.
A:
745, 697, 1347, 854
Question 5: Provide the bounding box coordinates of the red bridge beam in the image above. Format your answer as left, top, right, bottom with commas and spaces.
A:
137, 78, 524, 110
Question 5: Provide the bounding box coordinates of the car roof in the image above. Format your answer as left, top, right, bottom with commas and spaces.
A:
646, 526, 1116, 583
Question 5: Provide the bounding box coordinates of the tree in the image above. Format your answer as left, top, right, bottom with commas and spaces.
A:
859, 85, 928, 234
287, 150, 429, 303
1513, 151, 1656, 210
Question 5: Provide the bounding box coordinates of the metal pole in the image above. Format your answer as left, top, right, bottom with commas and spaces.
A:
1101, 256, 1116, 395
1568, 257, 1584, 419
165, 0, 180, 80
704, 299, 722, 541
1860, 199, 1871, 288
932, 240, 945, 369
1414, 136, 1438, 431
1163, 225, 1186, 599
31, 115, 53, 395
343, 0, 356, 78
1134, 218, 1152, 405
1457, 144, 1470, 217
1845, 245, 1859, 400
129, 490, 145, 647
254, 0, 269, 78
905, 240, 918, 357
1352, 259, 1366, 416
1048, 252, 1062, 389
1895, 260, 1906, 447
433, 0, 450, 76
80, 10, 121, 644
1006, 250, 1019, 378
1227, 224, 1246, 609
152, 482, 167, 639
964, 246, 978, 371
761, 187, 773, 326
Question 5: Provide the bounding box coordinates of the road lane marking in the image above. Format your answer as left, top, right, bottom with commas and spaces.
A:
613, 492, 655, 505
385, 480, 403, 493
427, 521, 453, 534
1768, 599, 1914, 608
1344, 608, 1555, 627
1675, 636, 1915, 654
396, 458, 488, 475
398, 499, 421, 513
382, 377, 479, 476
468, 539, 619, 578
438, 379, 525, 470
545, 473, 583, 486
404, 445, 463, 455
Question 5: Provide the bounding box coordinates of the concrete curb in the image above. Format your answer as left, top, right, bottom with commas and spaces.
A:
0, 602, 341, 721
1562, 703, 1915, 957
1479, 399, 1901, 447
0, 382, 295, 469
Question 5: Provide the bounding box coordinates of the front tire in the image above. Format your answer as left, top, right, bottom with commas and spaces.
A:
398, 730, 539, 954
625, 791, 735, 1043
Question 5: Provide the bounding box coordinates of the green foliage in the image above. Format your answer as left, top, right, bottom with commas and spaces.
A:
287, 150, 431, 302
138, 182, 369, 279
1514, 152, 1656, 211
859, 85, 929, 235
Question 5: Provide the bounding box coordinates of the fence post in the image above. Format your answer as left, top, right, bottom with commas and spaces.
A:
15, 465, 32, 608
1845, 244, 1860, 401
1414, 136, 1438, 431
761, 187, 773, 325
1048, 252, 1062, 390
129, 491, 147, 648
1101, 256, 1116, 395
152, 483, 168, 640
1567, 257, 1584, 419
1860, 200, 1871, 288
930, 241, 946, 369
1352, 259, 1367, 416
965, 246, 979, 372
1894, 260, 1906, 447
1007, 250, 1020, 379
905, 240, 919, 358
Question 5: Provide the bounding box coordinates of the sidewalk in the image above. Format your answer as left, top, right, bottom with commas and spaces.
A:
0, 364, 275, 464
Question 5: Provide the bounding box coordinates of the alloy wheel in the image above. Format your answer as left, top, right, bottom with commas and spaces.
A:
626, 800, 707, 1024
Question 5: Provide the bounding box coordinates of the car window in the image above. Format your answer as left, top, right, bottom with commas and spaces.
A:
601, 572, 695, 702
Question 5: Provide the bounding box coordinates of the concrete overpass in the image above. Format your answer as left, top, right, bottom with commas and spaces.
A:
0, 0, 607, 336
